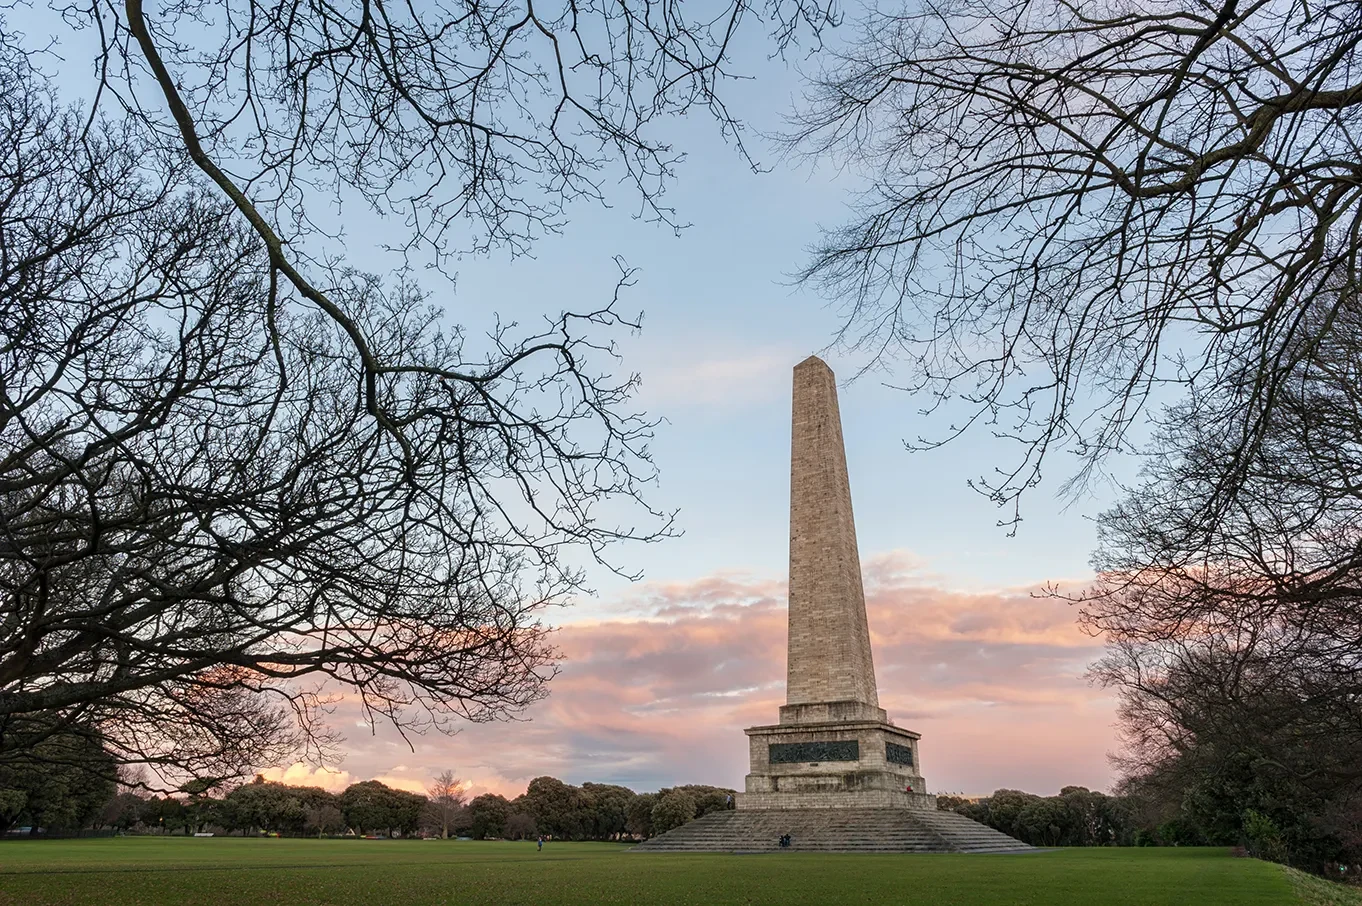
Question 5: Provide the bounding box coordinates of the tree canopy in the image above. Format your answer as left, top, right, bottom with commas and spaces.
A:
792, 0, 1362, 522
1076, 289, 1362, 870
0, 724, 114, 832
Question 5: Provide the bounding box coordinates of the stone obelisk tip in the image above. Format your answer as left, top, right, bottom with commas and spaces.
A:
784, 356, 880, 720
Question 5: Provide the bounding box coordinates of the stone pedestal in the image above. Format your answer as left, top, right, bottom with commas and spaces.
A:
739, 716, 933, 810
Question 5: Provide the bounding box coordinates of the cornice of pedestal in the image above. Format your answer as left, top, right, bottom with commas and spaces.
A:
742, 720, 922, 741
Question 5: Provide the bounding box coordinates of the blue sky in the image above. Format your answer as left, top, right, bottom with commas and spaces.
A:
428, 48, 1117, 608
22, 4, 1133, 794
286, 21, 1132, 794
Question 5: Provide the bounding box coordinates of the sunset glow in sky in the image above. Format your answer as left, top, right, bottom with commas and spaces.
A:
267, 550, 1116, 799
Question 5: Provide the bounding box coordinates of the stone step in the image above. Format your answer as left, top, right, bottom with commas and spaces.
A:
631, 808, 1033, 854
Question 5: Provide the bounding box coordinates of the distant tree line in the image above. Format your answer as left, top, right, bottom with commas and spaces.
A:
2, 773, 428, 839
466, 779, 734, 841
940, 782, 1356, 869
0, 727, 116, 835
19, 743, 1335, 860
0, 760, 734, 841
938, 788, 1138, 848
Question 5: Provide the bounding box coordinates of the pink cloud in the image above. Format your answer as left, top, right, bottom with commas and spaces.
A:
281, 552, 1115, 799
260, 763, 356, 792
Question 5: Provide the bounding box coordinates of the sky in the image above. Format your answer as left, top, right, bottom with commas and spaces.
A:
19, 2, 1128, 800
262, 31, 1129, 799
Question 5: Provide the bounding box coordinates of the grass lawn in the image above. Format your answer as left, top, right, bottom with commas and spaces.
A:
0, 838, 1338, 906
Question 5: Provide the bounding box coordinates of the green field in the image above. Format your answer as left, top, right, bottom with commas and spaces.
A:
0, 838, 1348, 905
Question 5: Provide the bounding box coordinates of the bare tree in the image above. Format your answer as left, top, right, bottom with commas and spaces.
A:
0, 53, 665, 781
1081, 287, 1362, 698
1071, 284, 1362, 862
89, 0, 835, 256
1, 0, 842, 780
32, 0, 841, 428
791, 0, 1362, 522
305, 803, 346, 838
2, 0, 848, 788
427, 770, 469, 839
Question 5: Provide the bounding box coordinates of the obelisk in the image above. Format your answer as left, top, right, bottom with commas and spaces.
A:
783, 356, 880, 723
738, 355, 930, 811
632, 355, 1034, 851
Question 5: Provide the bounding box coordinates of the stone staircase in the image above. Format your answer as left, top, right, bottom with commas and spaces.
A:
631, 808, 1033, 854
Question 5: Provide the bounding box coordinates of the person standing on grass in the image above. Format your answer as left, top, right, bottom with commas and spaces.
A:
537, 835, 544, 852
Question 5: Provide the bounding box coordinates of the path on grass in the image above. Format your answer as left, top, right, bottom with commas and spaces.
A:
0, 838, 1308, 905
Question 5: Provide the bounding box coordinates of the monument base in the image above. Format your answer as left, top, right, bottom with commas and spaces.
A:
739, 704, 929, 811
631, 807, 1034, 853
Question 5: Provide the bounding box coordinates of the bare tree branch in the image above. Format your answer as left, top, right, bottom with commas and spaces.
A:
791, 0, 1362, 525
